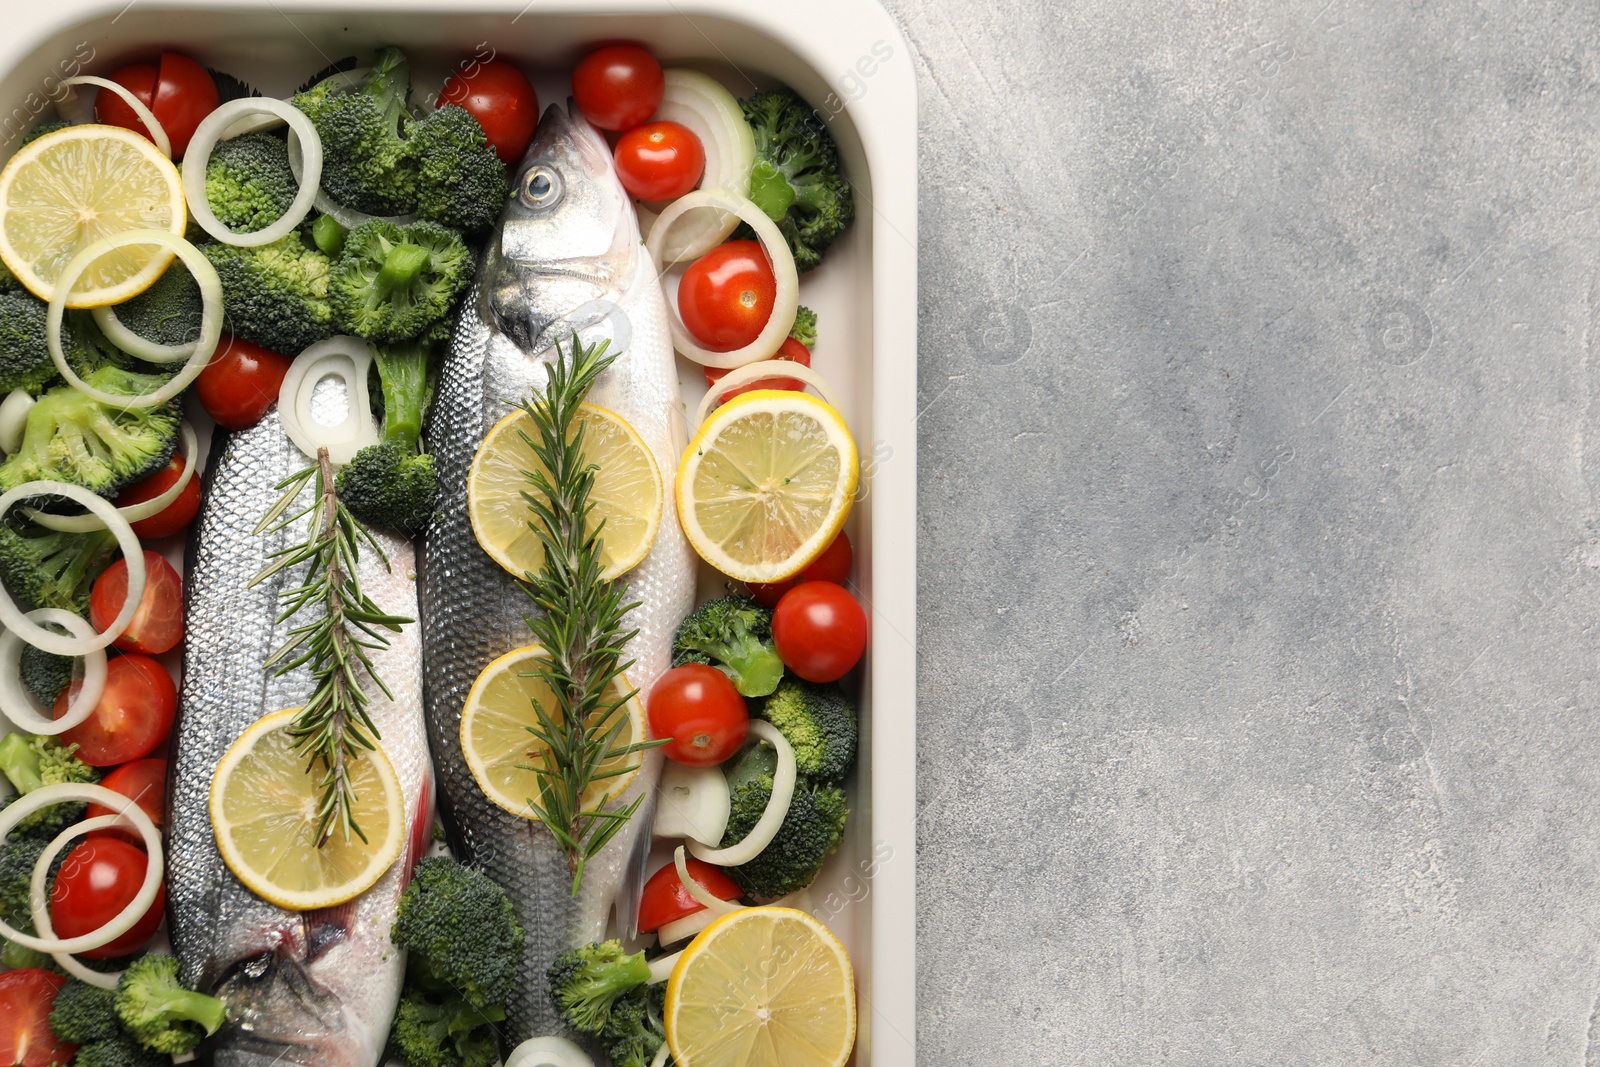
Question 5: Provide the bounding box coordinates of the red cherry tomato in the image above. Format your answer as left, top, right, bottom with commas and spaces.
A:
747, 531, 853, 605
439, 59, 539, 165
57, 655, 177, 767
638, 857, 741, 934
772, 581, 868, 683
647, 664, 748, 766
86, 758, 167, 845
615, 120, 704, 201
115, 456, 200, 540
679, 241, 776, 352
195, 334, 293, 430
704, 337, 812, 402
89, 552, 183, 656
49, 838, 165, 959
572, 44, 664, 131
94, 52, 219, 159
0, 969, 75, 1066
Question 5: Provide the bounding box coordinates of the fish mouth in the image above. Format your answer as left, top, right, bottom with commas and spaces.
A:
209, 942, 355, 1064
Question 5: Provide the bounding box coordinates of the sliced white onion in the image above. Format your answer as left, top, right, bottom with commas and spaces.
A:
31, 813, 140, 986
654, 760, 731, 845
0, 783, 162, 954
646, 951, 681, 984
648, 1042, 669, 1067
647, 190, 799, 369
286, 132, 416, 230
25, 421, 197, 532
657, 906, 719, 947
649, 70, 756, 262
505, 1037, 595, 1067
59, 77, 170, 158
279, 336, 381, 466
0, 482, 144, 656
183, 97, 322, 248
673, 846, 742, 918
693, 360, 846, 428
91, 303, 195, 365
0, 391, 33, 454
688, 722, 796, 867
0, 608, 107, 734
48, 231, 222, 409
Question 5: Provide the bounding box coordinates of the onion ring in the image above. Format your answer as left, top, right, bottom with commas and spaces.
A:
0, 391, 32, 454
673, 845, 742, 917
646, 189, 800, 369
279, 336, 381, 466
657, 906, 719, 947
693, 361, 845, 428
31, 813, 140, 987
48, 231, 222, 409
90, 301, 196, 364
0, 481, 144, 656
646, 951, 681, 984
648, 70, 756, 262
25, 421, 197, 532
0, 608, 107, 734
687, 722, 797, 867
59, 77, 171, 157
183, 97, 323, 248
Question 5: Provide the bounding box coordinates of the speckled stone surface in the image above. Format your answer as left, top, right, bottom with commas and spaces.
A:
891, 0, 1600, 1061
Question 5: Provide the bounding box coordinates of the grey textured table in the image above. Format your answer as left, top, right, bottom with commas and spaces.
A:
892, 0, 1600, 1061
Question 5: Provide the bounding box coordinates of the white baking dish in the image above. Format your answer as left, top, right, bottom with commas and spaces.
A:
0, 2, 916, 1063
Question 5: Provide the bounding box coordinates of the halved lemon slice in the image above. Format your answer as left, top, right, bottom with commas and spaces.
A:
666, 906, 857, 1067
468, 403, 663, 582
676, 390, 857, 583
460, 643, 648, 820
209, 708, 404, 910
0, 124, 186, 307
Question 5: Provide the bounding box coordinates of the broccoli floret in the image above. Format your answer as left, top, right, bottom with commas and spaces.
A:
20, 120, 68, 148
790, 305, 817, 349
337, 442, 436, 535
74, 1035, 169, 1067
739, 90, 855, 273
756, 677, 857, 782
388, 982, 502, 1067
405, 104, 509, 234
600, 983, 669, 1067
114, 953, 227, 1055
20, 644, 73, 709
329, 219, 470, 344
202, 235, 334, 354
389, 856, 524, 1010
0, 291, 55, 394
111, 265, 203, 350
672, 595, 783, 698
49, 978, 121, 1044
547, 940, 652, 1036
293, 46, 416, 217
311, 213, 349, 257
0, 833, 49, 932
0, 368, 180, 498
204, 132, 298, 234
720, 745, 849, 898
2, 937, 51, 971
0, 519, 117, 616
0, 733, 95, 837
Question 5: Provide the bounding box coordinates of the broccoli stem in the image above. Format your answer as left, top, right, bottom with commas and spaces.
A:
372, 341, 432, 452
377, 244, 429, 298
147, 987, 228, 1037
749, 160, 797, 221
0, 733, 42, 794
311, 214, 348, 256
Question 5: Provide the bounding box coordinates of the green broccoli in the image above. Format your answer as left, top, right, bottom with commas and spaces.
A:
547, 939, 652, 1036
756, 676, 857, 782
0, 290, 55, 394
388, 981, 502, 1067
109, 265, 202, 350
0, 733, 96, 836
49, 978, 121, 1044
20, 645, 86, 709
20, 120, 67, 148
204, 132, 299, 234
600, 983, 669, 1067
337, 338, 439, 534
406, 104, 510, 234
311, 213, 349, 257
329, 218, 470, 344
720, 744, 849, 899
292, 46, 416, 217
0, 519, 117, 616
0, 833, 50, 932
201, 235, 334, 354
74, 1036, 170, 1067
672, 595, 783, 698
739, 90, 856, 273
790, 305, 817, 349
0, 367, 181, 498
2, 937, 50, 971
113, 953, 227, 1055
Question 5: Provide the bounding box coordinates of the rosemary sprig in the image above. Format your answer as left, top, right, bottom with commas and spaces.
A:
516, 335, 665, 894
250, 447, 411, 846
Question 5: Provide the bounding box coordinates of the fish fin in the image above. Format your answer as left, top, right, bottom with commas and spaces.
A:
402, 773, 436, 887
619, 787, 658, 942
302, 901, 356, 961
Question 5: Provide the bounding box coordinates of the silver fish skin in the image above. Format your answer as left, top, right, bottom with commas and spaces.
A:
168, 410, 433, 1067
420, 100, 695, 1041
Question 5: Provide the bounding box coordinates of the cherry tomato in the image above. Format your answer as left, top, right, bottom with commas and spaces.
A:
704, 336, 812, 402
50, 838, 165, 959
747, 531, 853, 605
638, 857, 741, 934
679, 241, 776, 352
195, 334, 293, 430
439, 59, 539, 165
90, 552, 183, 656
615, 120, 704, 201
647, 664, 748, 766
772, 581, 868, 683
86, 759, 167, 845
94, 52, 219, 159
115, 456, 200, 540
57, 654, 177, 767
0, 969, 75, 1066
572, 44, 664, 131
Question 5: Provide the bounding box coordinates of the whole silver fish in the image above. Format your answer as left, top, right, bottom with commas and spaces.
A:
420, 100, 695, 1042
168, 410, 434, 1067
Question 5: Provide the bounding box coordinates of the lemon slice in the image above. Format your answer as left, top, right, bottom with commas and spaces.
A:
460, 643, 648, 820
666, 906, 857, 1067
676, 390, 857, 583
469, 403, 663, 582
0, 124, 186, 307
209, 708, 404, 911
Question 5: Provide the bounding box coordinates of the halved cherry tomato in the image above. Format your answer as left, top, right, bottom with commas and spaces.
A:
647, 664, 748, 766
638, 857, 741, 934
440, 59, 539, 165
115, 456, 200, 540
772, 581, 868, 683
615, 120, 704, 201
195, 334, 293, 430
50, 838, 166, 959
57, 655, 177, 767
89, 552, 183, 656
94, 52, 219, 159
748, 531, 852, 606
704, 336, 812, 402
86, 758, 167, 845
572, 44, 664, 131
0, 969, 75, 1066
679, 241, 776, 352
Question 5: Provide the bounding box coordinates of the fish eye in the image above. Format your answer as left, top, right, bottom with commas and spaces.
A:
520, 166, 563, 210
